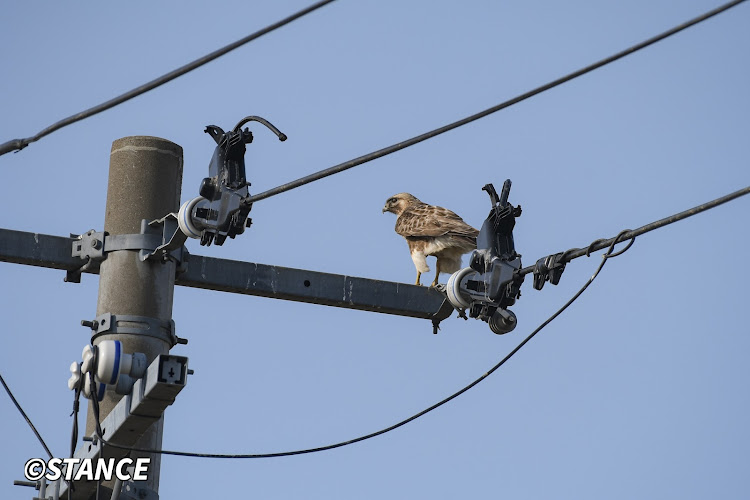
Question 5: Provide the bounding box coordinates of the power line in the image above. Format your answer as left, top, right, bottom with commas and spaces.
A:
0, 0, 337, 157
246, 0, 747, 204
518, 185, 750, 276
0, 371, 54, 460
85, 183, 750, 459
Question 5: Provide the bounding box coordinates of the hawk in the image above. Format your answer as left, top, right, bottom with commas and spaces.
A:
382, 193, 479, 286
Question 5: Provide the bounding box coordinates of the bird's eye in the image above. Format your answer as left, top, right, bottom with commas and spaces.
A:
389, 198, 396, 203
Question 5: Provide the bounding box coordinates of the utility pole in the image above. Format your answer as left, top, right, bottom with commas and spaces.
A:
84, 136, 183, 499
1, 126, 453, 499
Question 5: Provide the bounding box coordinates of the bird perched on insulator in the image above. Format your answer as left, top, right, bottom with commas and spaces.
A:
383, 193, 478, 286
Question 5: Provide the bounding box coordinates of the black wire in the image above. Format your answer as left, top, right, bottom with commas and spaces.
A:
0, 0, 336, 157
89, 373, 105, 440
70, 385, 81, 459
246, 0, 747, 204
68, 386, 82, 500
85, 182, 750, 459
0, 371, 54, 460
518, 185, 750, 277
88, 236, 632, 459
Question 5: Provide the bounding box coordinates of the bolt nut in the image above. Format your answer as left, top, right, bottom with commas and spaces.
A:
91, 239, 102, 250
80, 320, 99, 330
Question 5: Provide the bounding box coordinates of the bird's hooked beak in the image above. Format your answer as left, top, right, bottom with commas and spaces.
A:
382, 206, 388, 214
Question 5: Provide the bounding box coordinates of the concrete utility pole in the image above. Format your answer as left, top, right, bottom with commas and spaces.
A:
1, 133, 455, 499
85, 136, 183, 498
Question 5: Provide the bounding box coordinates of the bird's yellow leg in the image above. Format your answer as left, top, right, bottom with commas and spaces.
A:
415, 271, 422, 286
430, 261, 441, 287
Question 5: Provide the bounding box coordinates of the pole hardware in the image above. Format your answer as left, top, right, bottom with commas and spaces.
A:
12, 477, 55, 500
57, 353, 190, 500
66, 218, 189, 283
445, 180, 524, 335
178, 115, 287, 247
68, 341, 149, 401
532, 252, 566, 290
81, 312, 186, 348
429, 298, 457, 334
0, 227, 454, 323
143, 212, 189, 268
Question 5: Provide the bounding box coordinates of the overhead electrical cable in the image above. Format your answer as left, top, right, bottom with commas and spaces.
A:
0, 371, 54, 460
0, 0, 337, 157
81, 185, 749, 459
246, 0, 747, 204
517, 185, 750, 276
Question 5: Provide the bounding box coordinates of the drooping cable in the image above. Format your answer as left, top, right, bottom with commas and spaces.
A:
83, 182, 749, 459
88, 235, 633, 458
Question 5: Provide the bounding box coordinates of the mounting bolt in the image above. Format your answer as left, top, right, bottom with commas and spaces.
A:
12, 480, 37, 488
81, 320, 99, 330
82, 435, 99, 445
91, 238, 102, 250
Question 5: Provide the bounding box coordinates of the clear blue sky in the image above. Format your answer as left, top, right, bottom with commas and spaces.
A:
1, 1, 749, 498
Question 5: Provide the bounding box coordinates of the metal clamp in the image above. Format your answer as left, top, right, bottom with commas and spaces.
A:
82, 313, 188, 348
67, 230, 107, 282
145, 212, 188, 262
532, 252, 566, 290
429, 294, 457, 334
66, 217, 189, 283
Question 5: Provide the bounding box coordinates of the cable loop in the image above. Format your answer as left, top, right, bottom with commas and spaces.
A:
583, 239, 605, 257
603, 230, 635, 259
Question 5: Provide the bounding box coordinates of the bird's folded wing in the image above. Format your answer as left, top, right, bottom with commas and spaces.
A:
395, 205, 479, 238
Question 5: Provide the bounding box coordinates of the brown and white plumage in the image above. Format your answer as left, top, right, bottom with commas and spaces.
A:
382, 193, 479, 286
